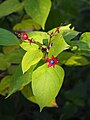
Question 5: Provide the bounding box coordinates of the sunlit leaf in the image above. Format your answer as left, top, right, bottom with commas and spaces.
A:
32, 64, 64, 110
70, 32, 90, 57
48, 33, 70, 57
28, 31, 50, 44
25, 0, 51, 29
22, 83, 58, 107
58, 51, 89, 66
13, 19, 41, 31
20, 42, 38, 51
80, 32, 90, 47
49, 24, 79, 43
22, 47, 43, 73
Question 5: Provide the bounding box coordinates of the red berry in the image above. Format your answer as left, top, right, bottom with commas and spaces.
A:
21, 32, 28, 40
56, 27, 60, 33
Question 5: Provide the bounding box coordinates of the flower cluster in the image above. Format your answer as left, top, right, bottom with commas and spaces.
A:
46, 55, 59, 67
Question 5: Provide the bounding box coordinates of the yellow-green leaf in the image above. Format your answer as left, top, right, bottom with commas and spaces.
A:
22, 47, 43, 73
25, 0, 51, 29
48, 33, 70, 57
32, 64, 64, 110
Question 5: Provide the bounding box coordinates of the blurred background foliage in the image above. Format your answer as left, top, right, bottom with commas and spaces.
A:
0, 0, 90, 120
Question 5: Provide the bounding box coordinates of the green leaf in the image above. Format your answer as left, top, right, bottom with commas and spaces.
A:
0, 28, 20, 46
6, 49, 24, 64
0, 76, 11, 96
49, 24, 79, 43
22, 84, 37, 104
43, 39, 48, 47
62, 30, 79, 43
70, 33, 90, 57
32, 64, 64, 110
65, 55, 89, 66
20, 42, 38, 51
48, 33, 70, 57
13, 19, 41, 31
0, 0, 24, 18
22, 84, 57, 107
22, 47, 43, 73
70, 32, 90, 52
71, 41, 90, 52
28, 31, 50, 44
8, 65, 18, 75
80, 32, 90, 46
20, 32, 49, 49
7, 65, 36, 97
60, 24, 72, 31
0, 53, 10, 70
3, 46, 19, 54
25, 0, 51, 29
58, 52, 89, 66
2, 46, 24, 64
48, 24, 71, 33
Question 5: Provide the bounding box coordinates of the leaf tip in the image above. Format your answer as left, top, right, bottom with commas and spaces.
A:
40, 106, 44, 112
5, 93, 11, 99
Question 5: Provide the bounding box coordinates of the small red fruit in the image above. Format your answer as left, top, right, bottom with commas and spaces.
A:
21, 32, 28, 40
56, 27, 60, 33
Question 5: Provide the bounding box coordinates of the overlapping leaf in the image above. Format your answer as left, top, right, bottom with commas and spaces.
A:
48, 24, 79, 43
7, 65, 36, 97
22, 47, 43, 73
32, 64, 64, 110
0, 28, 20, 46
22, 83, 58, 107
28, 31, 50, 44
58, 52, 89, 66
25, 0, 51, 29
70, 32, 90, 57
0, 76, 11, 96
48, 33, 70, 57
0, 0, 24, 18
13, 19, 41, 31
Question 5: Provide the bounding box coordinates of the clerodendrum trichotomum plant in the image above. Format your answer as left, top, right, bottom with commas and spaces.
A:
15, 26, 69, 111
0, 24, 90, 111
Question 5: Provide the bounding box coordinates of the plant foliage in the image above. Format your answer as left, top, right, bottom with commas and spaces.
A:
0, 0, 90, 114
